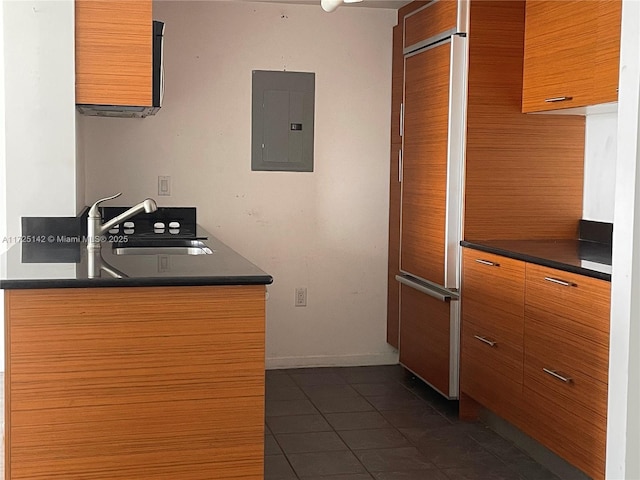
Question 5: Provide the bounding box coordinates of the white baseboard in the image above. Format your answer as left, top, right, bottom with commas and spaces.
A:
266, 351, 399, 370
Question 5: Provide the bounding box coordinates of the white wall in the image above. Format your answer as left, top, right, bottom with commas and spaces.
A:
3, 1, 77, 236
583, 112, 617, 223
0, 1, 7, 371
81, 1, 398, 368
76, 112, 86, 212
607, 0, 640, 477
1, 0, 77, 372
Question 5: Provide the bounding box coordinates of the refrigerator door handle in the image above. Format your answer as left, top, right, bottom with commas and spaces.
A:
396, 275, 457, 302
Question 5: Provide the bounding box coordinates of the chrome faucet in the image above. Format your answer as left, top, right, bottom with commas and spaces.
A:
87, 192, 158, 251
87, 250, 128, 279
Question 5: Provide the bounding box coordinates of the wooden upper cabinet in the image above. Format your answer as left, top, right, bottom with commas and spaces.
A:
404, 0, 463, 51
75, 0, 153, 106
593, 0, 623, 105
522, 0, 621, 113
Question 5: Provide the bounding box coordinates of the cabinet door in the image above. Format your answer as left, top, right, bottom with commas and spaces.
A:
399, 282, 452, 396
75, 0, 153, 106
592, 0, 622, 105
522, 1, 597, 112
401, 40, 451, 284
404, 0, 459, 51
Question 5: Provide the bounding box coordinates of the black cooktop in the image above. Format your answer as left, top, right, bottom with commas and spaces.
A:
101, 207, 200, 240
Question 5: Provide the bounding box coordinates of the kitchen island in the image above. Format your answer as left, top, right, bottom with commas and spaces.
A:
1, 232, 272, 480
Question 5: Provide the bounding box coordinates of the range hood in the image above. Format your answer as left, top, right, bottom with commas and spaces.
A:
76, 104, 160, 118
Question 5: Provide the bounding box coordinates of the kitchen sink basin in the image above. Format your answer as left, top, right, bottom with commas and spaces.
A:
112, 240, 213, 256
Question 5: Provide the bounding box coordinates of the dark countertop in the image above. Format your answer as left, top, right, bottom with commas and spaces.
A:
461, 239, 612, 281
0, 227, 273, 289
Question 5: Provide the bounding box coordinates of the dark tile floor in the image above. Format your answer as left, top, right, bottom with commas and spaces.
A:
265, 366, 562, 480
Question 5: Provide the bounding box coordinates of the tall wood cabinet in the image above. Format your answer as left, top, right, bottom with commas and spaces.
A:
75, 0, 154, 106
386, 23, 404, 348
392, 0, 467, 400
387, 1, 428, 348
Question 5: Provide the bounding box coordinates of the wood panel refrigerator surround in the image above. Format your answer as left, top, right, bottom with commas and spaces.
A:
396, 0, 469, 401
400, 35, 467, 290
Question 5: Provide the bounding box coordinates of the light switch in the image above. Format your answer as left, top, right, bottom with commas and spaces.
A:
158, 176, 171, 196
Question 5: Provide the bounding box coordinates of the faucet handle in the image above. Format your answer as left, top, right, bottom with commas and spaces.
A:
88, 192, 122, 217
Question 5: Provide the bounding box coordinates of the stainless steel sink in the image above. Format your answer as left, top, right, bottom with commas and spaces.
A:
112, 240, 213, 256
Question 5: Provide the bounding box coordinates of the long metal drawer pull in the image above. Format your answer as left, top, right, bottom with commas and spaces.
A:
544, 276, 576, 287
475, 259, 499, 267
398, 149, 403, 183
543, 368, 572, 383
473, 335, 496, 347
395, 275, 454, 302
544, 96, 573, 103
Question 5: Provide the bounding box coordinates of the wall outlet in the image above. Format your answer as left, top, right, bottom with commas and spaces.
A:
158, 176, 171, 196
295, 287, 307, 307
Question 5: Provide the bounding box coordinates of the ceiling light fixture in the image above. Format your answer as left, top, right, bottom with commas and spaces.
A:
321, 0, 364, 13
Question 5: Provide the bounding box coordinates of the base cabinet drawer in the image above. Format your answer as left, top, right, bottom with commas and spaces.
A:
525, 307, 609, 387
462, 321, 523, 386
399, 282, 452, 397
522, 386, 606, 480
461, 321, 523, 421
525, 263, 611, 332
462, 249, 526, 324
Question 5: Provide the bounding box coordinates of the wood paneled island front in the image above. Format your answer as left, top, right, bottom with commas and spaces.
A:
1, 233, 272, 479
